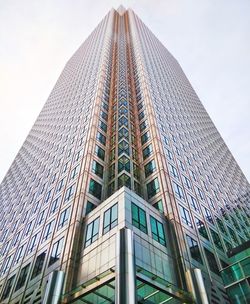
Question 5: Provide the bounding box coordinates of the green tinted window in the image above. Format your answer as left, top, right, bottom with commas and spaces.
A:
89, 179, 102, 199
103, 203, 118, 234
131, 203, 147, 234
95, 145, 105, 160
150, 216, 166, 246
85, 217, 99, 247
144, 160, 156, 177
147, 178, 160, 199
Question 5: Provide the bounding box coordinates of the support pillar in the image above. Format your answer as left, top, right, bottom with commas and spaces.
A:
115, 228, 136, 304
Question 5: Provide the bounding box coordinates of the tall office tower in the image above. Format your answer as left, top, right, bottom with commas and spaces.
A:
0, 6, 249, 304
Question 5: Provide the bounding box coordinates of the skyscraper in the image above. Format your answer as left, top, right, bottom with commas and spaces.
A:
0, 5, 249, 303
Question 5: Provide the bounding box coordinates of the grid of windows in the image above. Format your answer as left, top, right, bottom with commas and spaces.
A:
0, 8, 249, 302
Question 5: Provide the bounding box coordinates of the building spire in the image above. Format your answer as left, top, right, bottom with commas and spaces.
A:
117, 5, 126, 15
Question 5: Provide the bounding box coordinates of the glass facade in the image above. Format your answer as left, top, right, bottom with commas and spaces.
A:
0, 5, 249, 304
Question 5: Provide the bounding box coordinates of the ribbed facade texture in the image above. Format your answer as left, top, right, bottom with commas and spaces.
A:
0, 6, 249, 304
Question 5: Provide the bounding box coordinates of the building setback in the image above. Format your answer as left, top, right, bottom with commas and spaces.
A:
0, 6, 249, 304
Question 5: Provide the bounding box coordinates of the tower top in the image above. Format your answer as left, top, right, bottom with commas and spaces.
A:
117, 5, 126, 15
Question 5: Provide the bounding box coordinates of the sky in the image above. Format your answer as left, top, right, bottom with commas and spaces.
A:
0, 0, 249, 183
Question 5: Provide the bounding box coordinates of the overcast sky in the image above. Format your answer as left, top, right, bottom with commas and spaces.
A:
0, 0, 249, 183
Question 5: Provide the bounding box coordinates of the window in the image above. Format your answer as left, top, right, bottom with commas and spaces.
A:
118, 140, 129, 156
92, 160, 103, 178
140, 120, 147, 132
178, 159, 185, 171
70, 165, 79, 180
89, 179, 102, 199
142, 144, 153, 160
44, 189, 53, 204
190, 170, 197, 181
1, 255, 13, 275
86, 201, 96, 215
37, 209, 46, 226
95, 145, 105, 160
131, 203, 147, 233
64, 183, 76, 202
138, 110, 145, 121
169, 164, 178, 179
24, 220, 33, 236
14, 243, 26, 265
43, 220, 55, 241
147, 178, 160, 199
27, 232, 40, 254
173, 182, 185, 201
103, 204, 118, 234
195, 218, 209, 240
187, 194, 199, 212
49, 237, 64, 266
15, 264, 30, 291
216, 218, 227, 235
58, 207, 70, 230
202, 207, 213, 224
118, 156, 130, 173
166, 149, 173, 160
204, 248, 220, 275
118, 173, 131, 189
210, 229, 224, 251
1, 275, 15, 300
144, 160, 156, 177
141, 131, 150, 145
99, 120, 107, 132
153, 199, 164, 213
150, 216, 166, 246
31, 251, 46, 279
57, 177, 65, 193
183, 175, 191, 189
85, 217, 99, 247
109, 163, 115, 180
50, 196, 61, 214
96, 132, 106, 145
186, 235, 203, 264
179, 205, 192, 227
196, 187, 204, 200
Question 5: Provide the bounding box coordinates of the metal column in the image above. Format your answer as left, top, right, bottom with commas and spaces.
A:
115, 228, 136, 304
